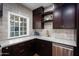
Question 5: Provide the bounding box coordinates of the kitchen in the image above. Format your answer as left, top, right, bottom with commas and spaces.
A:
0, 3, 77, 56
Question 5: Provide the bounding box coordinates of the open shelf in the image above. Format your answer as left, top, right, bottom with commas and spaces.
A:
43, 20, 53, 23
43, 11, 53, 16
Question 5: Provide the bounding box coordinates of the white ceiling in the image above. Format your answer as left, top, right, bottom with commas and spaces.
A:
22, 3, 52, 10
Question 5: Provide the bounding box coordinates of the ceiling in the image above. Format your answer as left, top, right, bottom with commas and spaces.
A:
22, 3, 53, 10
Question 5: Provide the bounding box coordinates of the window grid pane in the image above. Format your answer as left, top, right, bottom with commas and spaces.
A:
10, 32, 14, 37
20, 17, 27, 35
10, 14, 27, 37
15, 31, 19, 36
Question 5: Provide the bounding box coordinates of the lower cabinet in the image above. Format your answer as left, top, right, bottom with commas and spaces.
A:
2, 39, 74, 56
2, 39, 52, 56
35, 39, 52, 56
2, 40, 34, 56
52, 43, 73, 56
2, 46, 13, 56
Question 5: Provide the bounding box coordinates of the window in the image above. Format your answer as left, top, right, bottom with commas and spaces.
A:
8, 12, 29, 38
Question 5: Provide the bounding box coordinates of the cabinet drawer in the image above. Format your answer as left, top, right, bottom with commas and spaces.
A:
2, 46, 12, 56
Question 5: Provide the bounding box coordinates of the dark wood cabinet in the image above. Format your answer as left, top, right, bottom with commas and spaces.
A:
25, 40, 35, 56
33, 7, 44, 15
62, 4, 75, 29
53, 8, 63, 29
33, 15, 43, 29
2, 39, 52, 56
33, 7, 44, 29
2, 40, 34, 56
53, 4, 76, 29
35, 39, 52, 56
2, 46, 13, 56
0, 3, 3, 17
2, 43, 26, 56
12, 42, 27, 56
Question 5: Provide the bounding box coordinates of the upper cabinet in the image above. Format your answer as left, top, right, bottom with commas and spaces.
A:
63, 4, 75, 29
0, 3, 3, 17
33, 4, 76, 29
53, 8, 63, 29
33, 7, 44, 15
53, 4, 76, 29
33, 7, 44, 29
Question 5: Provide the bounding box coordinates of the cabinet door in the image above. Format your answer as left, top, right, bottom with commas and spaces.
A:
33, 15, 43, 29
52, 46, 62, 56
36, 39, 52, 56
53, 8, 63, 29
62, 48, 69, 56
52, 46, 57, 56
63, 4, 75, 29
2, 46, 13, 56
33, 7, 44, 29
52, 44, 73, 56
56, 46, 62, 56
25, 40, 35, 56
33, 7, 44, 15
12, 42, 26, 56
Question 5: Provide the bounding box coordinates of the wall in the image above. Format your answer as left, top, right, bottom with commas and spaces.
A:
0, 17, 2, 40
0, 3, 33, 41
35, 28, 76, 41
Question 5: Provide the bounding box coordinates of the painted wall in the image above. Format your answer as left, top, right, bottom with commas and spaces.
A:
0, 3, 33, 41
0, 17, 2, 40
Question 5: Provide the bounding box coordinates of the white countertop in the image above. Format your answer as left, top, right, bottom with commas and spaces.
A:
0, 36, 76, 48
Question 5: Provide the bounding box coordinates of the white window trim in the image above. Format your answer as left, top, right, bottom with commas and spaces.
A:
8, 11, 30, 39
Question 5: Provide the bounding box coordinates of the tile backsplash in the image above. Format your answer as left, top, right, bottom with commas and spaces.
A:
52, 29, 76, 41
33, 29, 76, 41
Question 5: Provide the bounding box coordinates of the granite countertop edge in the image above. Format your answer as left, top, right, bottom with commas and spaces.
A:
0, 36, 76, 48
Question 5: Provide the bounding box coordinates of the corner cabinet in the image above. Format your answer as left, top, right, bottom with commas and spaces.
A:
35, 39, 52, 56
33, 7, 44, 29
53, 4, 76, 29
2, 39, 52, 56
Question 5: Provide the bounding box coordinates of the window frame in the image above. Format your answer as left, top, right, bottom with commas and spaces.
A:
8, 12, 30, 39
